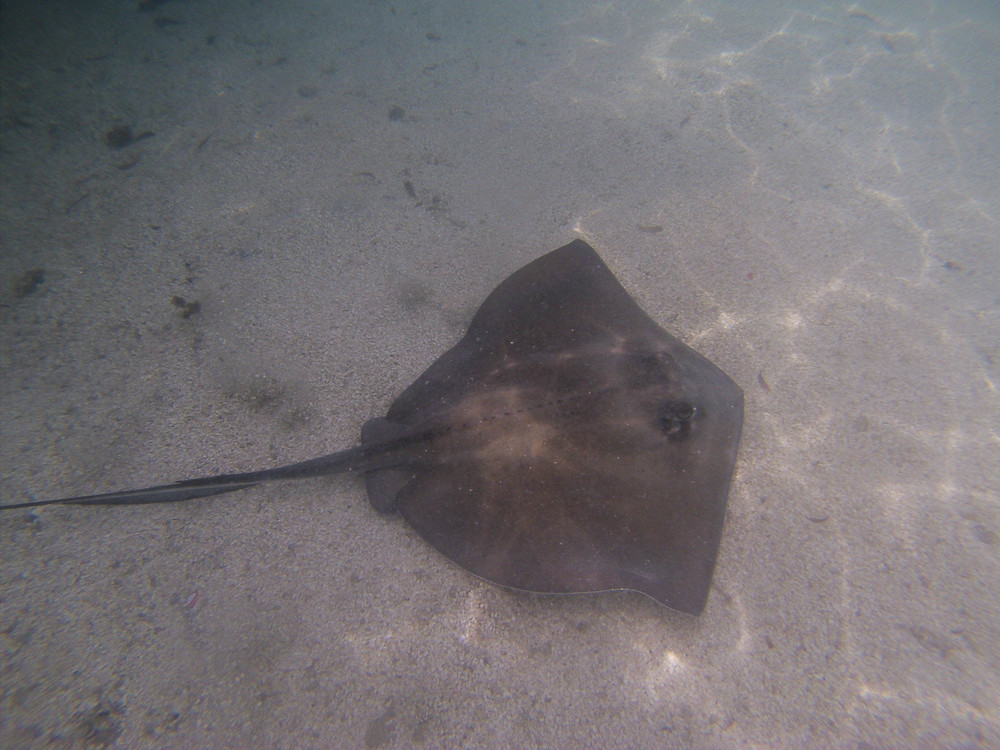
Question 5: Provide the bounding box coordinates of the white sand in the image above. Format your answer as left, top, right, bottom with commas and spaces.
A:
2, 1, 997, 747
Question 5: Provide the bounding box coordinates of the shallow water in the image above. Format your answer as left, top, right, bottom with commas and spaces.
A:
1, 1, 997, 747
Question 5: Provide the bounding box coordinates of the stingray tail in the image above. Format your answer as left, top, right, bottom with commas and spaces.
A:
0, 480, 262, 510
0, 446, 368, 511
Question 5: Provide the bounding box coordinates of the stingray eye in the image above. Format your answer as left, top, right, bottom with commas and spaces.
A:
657, 400, 697, 438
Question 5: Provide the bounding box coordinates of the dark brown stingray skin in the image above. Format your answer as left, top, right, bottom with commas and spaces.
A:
361, 240, 743, 614
2, 240, 742, 615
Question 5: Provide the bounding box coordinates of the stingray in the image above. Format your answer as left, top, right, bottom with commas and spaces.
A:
1, 240, 743, 615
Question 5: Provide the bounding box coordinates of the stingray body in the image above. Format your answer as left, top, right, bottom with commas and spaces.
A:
2, 240, 742, 615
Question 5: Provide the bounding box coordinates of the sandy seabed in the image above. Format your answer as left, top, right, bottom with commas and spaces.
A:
2, 1, 998, 748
